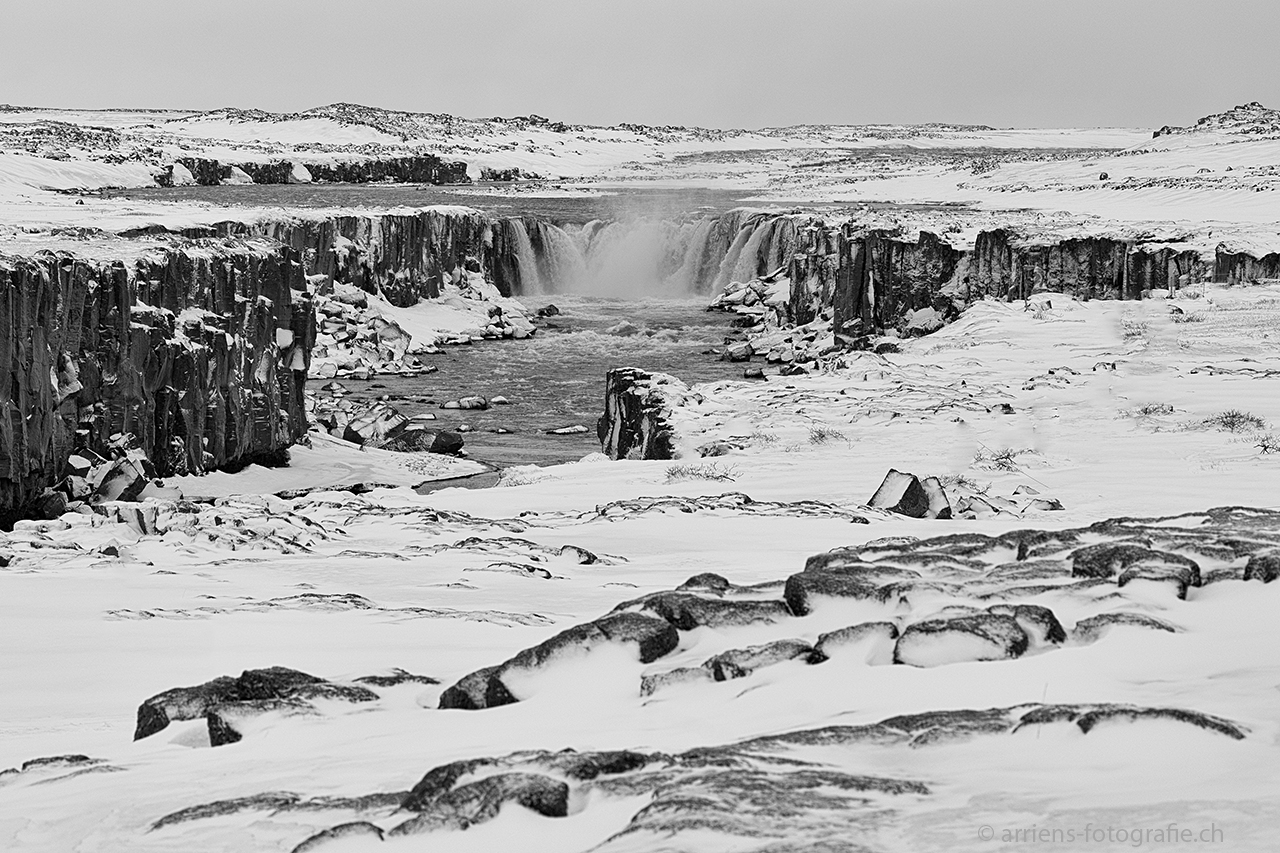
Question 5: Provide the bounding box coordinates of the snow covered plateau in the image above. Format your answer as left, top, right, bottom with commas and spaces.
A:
1, 101, 1279, 853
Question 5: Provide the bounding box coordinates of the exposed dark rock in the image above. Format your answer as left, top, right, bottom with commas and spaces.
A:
640, 666, 714, 696
292, 822, 385, 853
558, 544, 600, 564
986, 603, 1066, 645
153, 791, 406, 831
809, 621, 900, 664
285, 697, 1245, 849
597, 368, 687, 460
1017, 704, 1245, 740
867, 469, 929, 518
391, 773, 569, 835
396, 758, 493, 813
1070, 542, 1202, 591
783, 568, 886, 616
894, 614, 1029, 666
705, 639, 814, 680
354, 669, 441, 687
677, 572, 732, 593
438, 613, 678, 710
617, 590, 790, 631
1244, 549, 1280, 582
176, 155, 469, 188
1073, 611, 1179, 642
436, 665, 517, 711
134, 667, 376, 743
0, 244, 312, 518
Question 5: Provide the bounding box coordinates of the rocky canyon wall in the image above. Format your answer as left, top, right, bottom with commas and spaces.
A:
0, 240, 312, 519
823, 226, 1212, 340
214, 208, 814, 306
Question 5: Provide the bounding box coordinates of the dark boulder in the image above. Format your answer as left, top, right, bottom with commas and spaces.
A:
1069, 542, 1201, 585
391, 773, 568, 835
783, 569, 884, 616
809, 621, 900, 664
134, 667, 377, 743
623, 590, 790, 631
292, 822, 385, 853
705, 639, 814, 680
894, 614, 1029, 667
436, 665, 517, 711
1244, 550, 1280, 582
438, 613, 678, 710
985, 603, 1066, 645
867, 469, 930, 518
676, 573, 732, 594
1073, 612, 1179, 643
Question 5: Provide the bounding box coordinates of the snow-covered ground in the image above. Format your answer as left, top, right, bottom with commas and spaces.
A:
2, 101, 1278, 239
2, 101, 1280, 852
3, 277, 1279, 851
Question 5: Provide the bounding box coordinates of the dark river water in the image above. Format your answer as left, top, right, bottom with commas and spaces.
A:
314, 294, 743, 468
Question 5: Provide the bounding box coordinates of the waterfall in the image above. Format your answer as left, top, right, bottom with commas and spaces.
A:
508, 219, 545, 296
669, 217, 716, 293
533, 221, 587, 293
498, 209, 803, 298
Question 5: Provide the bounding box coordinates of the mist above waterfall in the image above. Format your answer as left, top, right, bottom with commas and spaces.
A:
507, 208, 805, 299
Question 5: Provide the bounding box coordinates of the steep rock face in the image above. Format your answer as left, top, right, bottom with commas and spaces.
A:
970, 230, 1131, 301
787, 219, 839, 325
826, 227, 1213, 340
166, 155, 469, 187
1215, 248, 1280, 284
597, 368, 689, 460
831, 228, 968, 338
0, 240, 311, 517
244, 211, 496, 307
1129, 246, 1209, 291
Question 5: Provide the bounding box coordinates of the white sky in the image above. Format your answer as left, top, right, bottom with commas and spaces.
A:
3, 0, 1277, 130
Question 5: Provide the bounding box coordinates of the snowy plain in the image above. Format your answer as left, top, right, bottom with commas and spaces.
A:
1, 103, 1279, 852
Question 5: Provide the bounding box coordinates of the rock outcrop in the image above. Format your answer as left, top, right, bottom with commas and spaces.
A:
0, 240, 312, 519
1214, 247, 1280, 284
134, 666, 377, 745
597, 368, 692, 460
164, 154, 470, 187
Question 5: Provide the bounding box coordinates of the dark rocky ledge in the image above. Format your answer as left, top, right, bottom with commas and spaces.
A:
0, 240, 312, 520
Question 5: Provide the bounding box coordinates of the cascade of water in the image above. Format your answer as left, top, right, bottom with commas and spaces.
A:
669, 217, 716, 293
534, 222, 588, 293
507, 219, 544, 295
500, 209, 799, 298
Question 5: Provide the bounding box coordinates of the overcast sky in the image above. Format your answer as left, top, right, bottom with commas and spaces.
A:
3, 0, 1276, 130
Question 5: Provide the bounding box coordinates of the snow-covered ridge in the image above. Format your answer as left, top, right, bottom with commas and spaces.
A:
1153, 101, 1280, 140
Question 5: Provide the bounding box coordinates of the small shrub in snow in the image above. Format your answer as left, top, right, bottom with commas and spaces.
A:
1136, 403, 1175, 416
808, 425, 847, 445
1258, 433, 1280, 454
1121, 318, 1148, 339
1204, 410, 1266, 432
665, 462, 740, 483
749, 430, 779, 446
939, 473, 983, 491
1171, 312, 1204, 324
973, 447, 1030, 472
